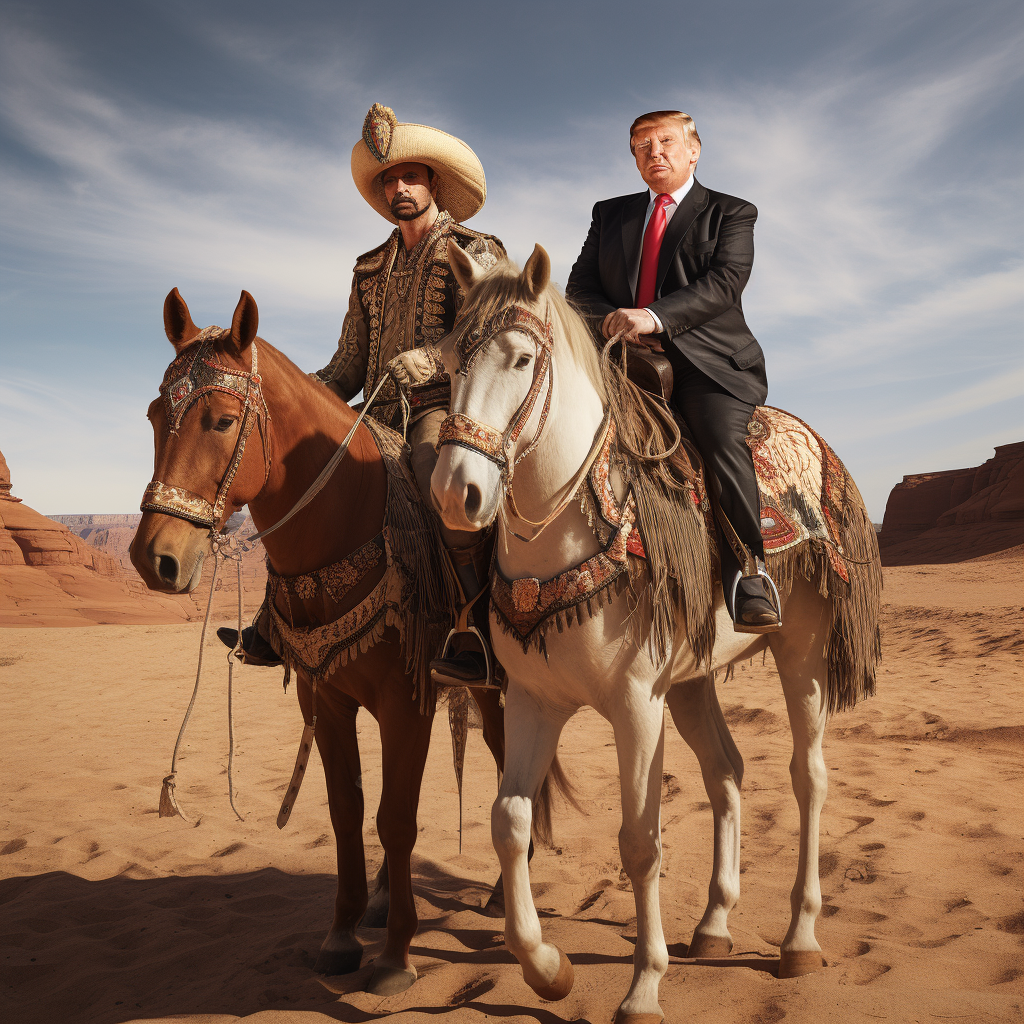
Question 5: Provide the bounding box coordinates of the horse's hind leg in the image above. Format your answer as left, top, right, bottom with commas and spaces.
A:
666, 674, 744, 958
366, 691, 434, 996
610, 686, 670, 1024
299, 682, 367, 975
769, 575, 831, 978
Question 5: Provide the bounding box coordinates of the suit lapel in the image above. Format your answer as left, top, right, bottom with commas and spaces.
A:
620, 191, 649, 303
656, 179, 708, 293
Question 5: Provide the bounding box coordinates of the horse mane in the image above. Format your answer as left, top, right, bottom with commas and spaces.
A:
455, 260, 716, 668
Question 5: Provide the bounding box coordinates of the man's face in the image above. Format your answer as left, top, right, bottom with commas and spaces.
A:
382, 162, 436, 221
631, 121, 700, 194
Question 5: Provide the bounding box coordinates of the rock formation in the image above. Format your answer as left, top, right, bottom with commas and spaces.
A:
879, 442, 1024, 565
0, 447, 200, 626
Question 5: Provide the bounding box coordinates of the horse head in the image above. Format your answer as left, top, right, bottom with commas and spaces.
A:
431, 242, 606, 536
130, 288, 272, 592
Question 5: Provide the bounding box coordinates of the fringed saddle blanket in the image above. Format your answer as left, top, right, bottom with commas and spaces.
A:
266, 417, 459, 713
491, 405, 863, 658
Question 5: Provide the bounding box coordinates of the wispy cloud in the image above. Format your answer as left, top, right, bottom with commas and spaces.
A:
0, 3, 1021, 519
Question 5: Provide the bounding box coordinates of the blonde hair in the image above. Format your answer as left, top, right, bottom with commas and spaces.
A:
629, 110, 701, 153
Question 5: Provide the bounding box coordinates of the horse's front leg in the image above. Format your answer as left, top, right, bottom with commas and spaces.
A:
493, 681, 574, 1000
665, 675, 744, 957
366, 690, 434, 996
299, 681, 368, 975
609, 685, 670, 1024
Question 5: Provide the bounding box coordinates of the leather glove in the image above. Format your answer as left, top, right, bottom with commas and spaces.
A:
386, 347, 444, 388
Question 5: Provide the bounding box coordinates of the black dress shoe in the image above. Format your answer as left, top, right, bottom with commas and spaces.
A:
732, 572, 782, 634
430, 649, 496, 688
217, 625, 283, 666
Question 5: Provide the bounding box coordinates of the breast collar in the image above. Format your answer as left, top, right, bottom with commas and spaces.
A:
141, 326, 272, 530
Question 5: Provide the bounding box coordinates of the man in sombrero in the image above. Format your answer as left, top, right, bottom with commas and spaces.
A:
224, 103, 506, 686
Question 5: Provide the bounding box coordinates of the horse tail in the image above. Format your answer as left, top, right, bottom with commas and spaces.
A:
533, 753, 583, 846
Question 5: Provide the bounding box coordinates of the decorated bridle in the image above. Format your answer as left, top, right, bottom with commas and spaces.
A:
437, 304, 554, 513
141, 326, 272, 530
437, 303, 611, 539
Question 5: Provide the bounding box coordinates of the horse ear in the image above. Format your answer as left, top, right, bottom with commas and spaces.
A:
163, 288, 200, 352
228, 290, 259, 355
522, 244, 550, 300
447, 239, 486, 294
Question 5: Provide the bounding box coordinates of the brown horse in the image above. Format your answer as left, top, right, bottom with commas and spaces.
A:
130, 288, 534, 996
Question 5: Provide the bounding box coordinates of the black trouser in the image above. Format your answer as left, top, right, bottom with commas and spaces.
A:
664, 347, 765, 582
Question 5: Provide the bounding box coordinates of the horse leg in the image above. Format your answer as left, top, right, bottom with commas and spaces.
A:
362, 854, 389, 928
492, 682, 573, 1000
610, 687, 670, 1024
471, 686, 536, 917
769, 575, 831, 978
665, 675, 744, 958
299, 682, 367, 975
365, 695, 434, 996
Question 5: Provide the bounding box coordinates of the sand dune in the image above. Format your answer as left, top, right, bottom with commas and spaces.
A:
1, 552, 1021, 1023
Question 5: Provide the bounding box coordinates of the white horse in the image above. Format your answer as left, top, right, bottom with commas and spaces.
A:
430, 244, 881, 1023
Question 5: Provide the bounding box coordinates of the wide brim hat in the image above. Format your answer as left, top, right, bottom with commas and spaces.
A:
352, 103, 487, 224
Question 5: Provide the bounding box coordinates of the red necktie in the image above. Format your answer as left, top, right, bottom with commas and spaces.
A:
635, 193, 673, 308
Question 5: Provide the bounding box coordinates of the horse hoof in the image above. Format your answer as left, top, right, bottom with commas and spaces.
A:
687, 933, 734, 958
314, 946, 363, 975
360, 899, 389, 929
778, 949, 826, 978
613, 1014, 663, 1024
367, 963, 417, 996
529, 947, 574, 1001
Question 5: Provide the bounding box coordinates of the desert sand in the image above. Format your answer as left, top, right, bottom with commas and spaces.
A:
1, 550, 1021, 1024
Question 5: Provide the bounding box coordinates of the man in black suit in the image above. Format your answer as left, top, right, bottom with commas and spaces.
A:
566, 109, 780, 632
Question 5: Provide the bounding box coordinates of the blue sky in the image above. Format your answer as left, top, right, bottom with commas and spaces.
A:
1, 0, 1021, 518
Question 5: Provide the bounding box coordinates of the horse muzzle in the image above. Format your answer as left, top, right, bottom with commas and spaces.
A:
130, 512, 209, 593
431, 444, 500, 533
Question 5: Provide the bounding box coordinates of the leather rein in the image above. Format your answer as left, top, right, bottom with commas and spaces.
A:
436, 304, 610, 542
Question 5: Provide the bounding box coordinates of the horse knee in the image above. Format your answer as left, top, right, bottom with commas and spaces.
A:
618, 824, 661, 883
492, 795, 531, 862
789, 753, 827, 803
376, 811, 416, 855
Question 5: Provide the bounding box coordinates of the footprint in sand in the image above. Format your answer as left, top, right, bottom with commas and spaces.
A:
212, 842, 246, 858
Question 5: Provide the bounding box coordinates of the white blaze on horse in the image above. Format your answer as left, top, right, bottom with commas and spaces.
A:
431, 243, 882, 1023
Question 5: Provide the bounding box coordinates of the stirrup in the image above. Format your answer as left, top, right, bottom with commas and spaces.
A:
730, 559, 783, 635
431, 584, 496, 689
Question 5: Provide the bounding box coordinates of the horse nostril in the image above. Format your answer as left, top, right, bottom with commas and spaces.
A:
157, 554, 179, 584
465, 484, 482, 518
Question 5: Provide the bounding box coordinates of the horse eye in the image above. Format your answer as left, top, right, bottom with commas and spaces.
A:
213, 416, 235, 432
514, 354, 531, 370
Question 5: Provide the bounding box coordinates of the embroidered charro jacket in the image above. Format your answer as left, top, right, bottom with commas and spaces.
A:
317, 210, 505, 426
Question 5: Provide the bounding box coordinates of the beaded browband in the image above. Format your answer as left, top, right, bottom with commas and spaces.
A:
141, 326, 272, 530
437, 304, 554, 473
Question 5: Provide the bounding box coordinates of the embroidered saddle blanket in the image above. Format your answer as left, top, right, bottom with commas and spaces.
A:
491, 405, 853, 653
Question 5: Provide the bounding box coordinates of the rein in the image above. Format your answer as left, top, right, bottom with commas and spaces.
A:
150, 331, 398, 822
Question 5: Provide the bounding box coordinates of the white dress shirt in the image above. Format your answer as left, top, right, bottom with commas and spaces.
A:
641, 175, 695, 332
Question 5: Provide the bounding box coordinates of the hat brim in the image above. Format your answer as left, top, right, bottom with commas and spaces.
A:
352, 123, 486, 224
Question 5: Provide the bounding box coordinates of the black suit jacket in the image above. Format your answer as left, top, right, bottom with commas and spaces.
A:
565, 179, 767, 406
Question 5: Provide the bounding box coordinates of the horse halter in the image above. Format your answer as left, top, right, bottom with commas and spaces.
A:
436, 304, 554, 491
141, 326, 272, 530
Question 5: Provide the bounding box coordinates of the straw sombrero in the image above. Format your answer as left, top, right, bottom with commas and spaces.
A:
351, 103, 487, 224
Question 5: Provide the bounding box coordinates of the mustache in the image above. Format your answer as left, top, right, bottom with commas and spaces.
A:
390, 193, 420, 209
